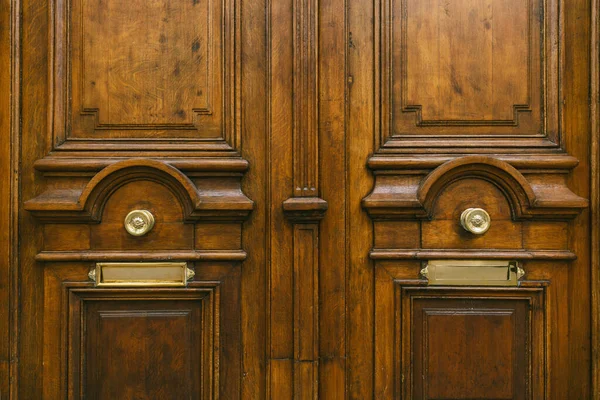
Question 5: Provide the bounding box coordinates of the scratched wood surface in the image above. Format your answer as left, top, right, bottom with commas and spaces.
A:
1, 0, 596, 398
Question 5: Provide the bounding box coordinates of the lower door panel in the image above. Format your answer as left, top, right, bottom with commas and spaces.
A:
42, 263, 241, 400
375, 271, 547, 399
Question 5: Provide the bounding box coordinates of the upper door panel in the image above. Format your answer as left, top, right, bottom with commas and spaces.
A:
378, 0, 562, 152
50, 0, 240, 155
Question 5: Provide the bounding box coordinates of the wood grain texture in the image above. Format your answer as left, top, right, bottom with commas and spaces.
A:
563, 0, 592, 395
49, 0, 240, 153
592, 0, 600, 394
236, 0, 268, 395
18, 0, 49, 397
374, 272, 549, 400
5, 0, 596, 398
351, 0, 590, 398
379, 0, 562, 150
0, 0, 16, 396
17, 0, 258, 398
363, 156, 588, 220
80, 0, 211, 127
293, 0, 319, 197
81, 300, 209, 399
293, 225, 319, 399
403, 0, 529, 122
347, 0, 376, 394
25, 158, 254, 223
409, 288, 541, 399
317, 0, 346, 394
42, 263, 240, 399
272, 0, 330, 396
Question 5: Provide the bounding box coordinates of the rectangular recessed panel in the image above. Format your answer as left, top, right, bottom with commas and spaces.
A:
84, 300, 204, 400
381, 0, 560, 146
411, 297, 529, 399
82, 0, 210, 126
52, 0, 235, 144
404, 0, 529, 122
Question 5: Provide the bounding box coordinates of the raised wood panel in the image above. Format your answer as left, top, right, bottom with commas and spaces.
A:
67, 285, 219, 400
403, 0, 529, 123
78, 0, 213, 129
379, 0, 562, 151
373, 279, 547, 399
82, 301, 207, 400
412, 298, 528, 399
42, 263, 241, 399
50, 0, 239, 152
292, 224, 319, 399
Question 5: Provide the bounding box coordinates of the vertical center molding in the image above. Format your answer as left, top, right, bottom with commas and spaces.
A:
293, 0, 319, 197
283, 0, 327, 396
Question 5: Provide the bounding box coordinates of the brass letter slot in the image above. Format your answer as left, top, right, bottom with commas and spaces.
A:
420, 260, 524, 286
89, 262, 195, 287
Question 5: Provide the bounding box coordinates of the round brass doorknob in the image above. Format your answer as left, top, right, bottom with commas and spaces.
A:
460, 208, 491, 235
124, 210, 155, 236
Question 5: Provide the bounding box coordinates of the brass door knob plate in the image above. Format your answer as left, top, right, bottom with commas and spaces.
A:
124, 210, 155, 236
460, 208, 491, 235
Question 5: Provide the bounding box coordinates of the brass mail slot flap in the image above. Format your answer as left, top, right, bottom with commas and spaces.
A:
93, 262, 192, 287
423, 260, 523, 286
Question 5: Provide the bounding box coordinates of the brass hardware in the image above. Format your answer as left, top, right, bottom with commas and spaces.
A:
186, 267, 196, 281
460, 207, 491, 235
124, 210, 155, 236
91, 262, 194, 287
423, 260, 523, 286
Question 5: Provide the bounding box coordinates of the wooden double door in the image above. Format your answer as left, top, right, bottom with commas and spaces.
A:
1, 0, 598, 398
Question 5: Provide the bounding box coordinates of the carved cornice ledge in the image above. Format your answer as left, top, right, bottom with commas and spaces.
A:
36, 250, 247, 263
25, 158, 254, 223
363, 155, 588, 220
283, 197, 328, 223
369, 249, 577, 261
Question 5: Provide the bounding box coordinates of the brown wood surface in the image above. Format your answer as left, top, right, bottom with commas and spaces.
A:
0, 0, 597, 399
411, 296, 530, 399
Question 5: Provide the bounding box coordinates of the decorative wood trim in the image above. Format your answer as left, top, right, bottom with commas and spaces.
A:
363, 156, 587, 220
370, 249, 576, 261
35, 250, 247, 263
1, 0, 20, 396
367, 154, 581, 171
65, 285, 219, 399
276, 0, 327, 396
293, 0, 319, 198
34, 157, 249, 174
25, 158, 254, 223
42, 264, 241, 399
417, 156, 535, 215
48, 0, 241, 155
398, 284, 547, 399
375, 0, 564, 153
374, 273, 548, 399
591, 0, 600, 394
292, 224, 319, 399
283, 197, 328, 223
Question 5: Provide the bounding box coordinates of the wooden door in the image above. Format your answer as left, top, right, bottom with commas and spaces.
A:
0, 0, 598, 399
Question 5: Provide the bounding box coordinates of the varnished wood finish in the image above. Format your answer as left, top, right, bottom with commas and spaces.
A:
594, 0, 600, 393
406, 286, 545, 399
1, 0, 597, 399
49, 0, 240, 150
351, 0, 591, 398
0, 0, 16, 397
